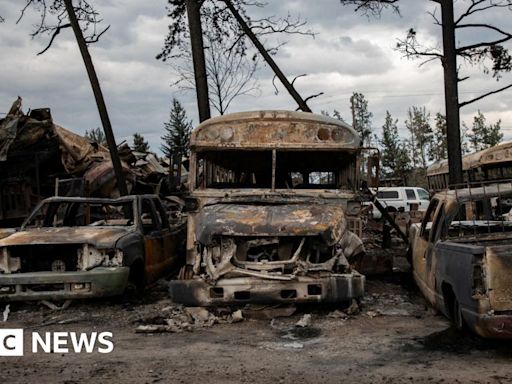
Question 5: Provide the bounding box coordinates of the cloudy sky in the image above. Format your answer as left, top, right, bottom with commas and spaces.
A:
1, 0, 511, 153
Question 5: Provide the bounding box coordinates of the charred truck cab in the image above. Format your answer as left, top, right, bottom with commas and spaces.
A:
0, 195, 185, 301
169, 110, 367, 306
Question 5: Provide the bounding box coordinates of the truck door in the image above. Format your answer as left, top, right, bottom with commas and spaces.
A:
413, 198, 441, 299
140, 198, 168, 283
152, 197, 182, 270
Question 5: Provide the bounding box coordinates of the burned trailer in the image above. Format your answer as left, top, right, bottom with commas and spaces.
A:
169, 110, 367, 306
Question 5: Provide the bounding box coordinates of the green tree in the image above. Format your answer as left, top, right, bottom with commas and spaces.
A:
379, 111, 410, 182
161, 98, 192, 160
405, 106, 433, 169
320, 110, 345, 122
350, 92, 373, 145
467, 110, 503, 151
132, 133, 150, 153
429, 113, 448, 162
84, 127, 107, 146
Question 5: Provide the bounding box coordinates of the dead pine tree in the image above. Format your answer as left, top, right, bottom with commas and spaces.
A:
16, 0, 128, 195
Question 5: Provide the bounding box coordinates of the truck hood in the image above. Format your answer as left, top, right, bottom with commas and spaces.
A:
196, 203, 346, 245
0, 227, 134, 249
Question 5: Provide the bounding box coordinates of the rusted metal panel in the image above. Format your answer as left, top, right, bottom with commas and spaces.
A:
196, 203, 346, 245
191, 110, 361, 150
485, 245, 512, 312
0, 195, 186, 301
0, 227, 133, 248
173, 110, 367, 306
169, 274, 364, 306
0, 267, 129, 301
411, 183, 512, 338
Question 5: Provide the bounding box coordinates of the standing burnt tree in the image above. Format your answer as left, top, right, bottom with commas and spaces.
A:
158, 0, 316, 117
341, 0, 512, 186
15, 0, 127, 194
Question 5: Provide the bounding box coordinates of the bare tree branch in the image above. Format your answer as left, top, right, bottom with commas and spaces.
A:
17, 0, 106, 54
303, 92, 324, 103
396, 28, 443, 64
37, 23, 71, 55
460, 82, 512, 107
455, 0, 512, 25
158, 0, 315, 62
291, 74, 307, 86
271, 75, 279, 95
456, 23, 512, 52
339, 0, 400, 16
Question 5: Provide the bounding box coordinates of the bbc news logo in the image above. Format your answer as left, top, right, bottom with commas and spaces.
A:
0, 329, 23, 356
0, 329, 114, 356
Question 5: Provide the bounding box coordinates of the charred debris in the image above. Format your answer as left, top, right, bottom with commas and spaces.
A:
0, 98, 178, 227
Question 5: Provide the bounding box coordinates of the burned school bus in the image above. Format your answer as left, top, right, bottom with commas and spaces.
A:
428, 141, 512, 192
169, 110, 368, 305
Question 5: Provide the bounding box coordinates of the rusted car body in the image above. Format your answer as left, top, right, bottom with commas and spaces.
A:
169, 110, 366, 306
0, 195, 185, 301
410, 182, 512, 338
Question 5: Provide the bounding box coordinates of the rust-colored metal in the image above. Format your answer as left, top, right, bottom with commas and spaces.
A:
0, 98, 171, 226
0, 195, 186, 302
411, 182, 512, 338
190, 110, 361, 150
427, 141, 512, 191
171, 110, 368, 306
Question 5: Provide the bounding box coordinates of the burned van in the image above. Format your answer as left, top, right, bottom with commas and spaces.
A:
169, 111, 367, 305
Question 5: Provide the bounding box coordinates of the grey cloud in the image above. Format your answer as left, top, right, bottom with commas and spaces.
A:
0, 0, 511, 155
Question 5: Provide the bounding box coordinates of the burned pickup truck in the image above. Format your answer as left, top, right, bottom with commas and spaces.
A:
0, 195, 185, 301
410, 182, 512, 338
169, 110, 367, 305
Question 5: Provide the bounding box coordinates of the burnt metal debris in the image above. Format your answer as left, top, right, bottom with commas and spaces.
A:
169, 110, 370, 305
0, 98, 171, 227
411, 181, 512, 338
0, 195, 186, 301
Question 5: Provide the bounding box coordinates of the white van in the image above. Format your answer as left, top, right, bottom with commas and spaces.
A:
371, 187, 430, 219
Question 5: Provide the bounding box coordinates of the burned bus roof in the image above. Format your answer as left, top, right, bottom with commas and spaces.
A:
427, 141, 512, 176
435, 182, 512, 203
190, 110, 362, 150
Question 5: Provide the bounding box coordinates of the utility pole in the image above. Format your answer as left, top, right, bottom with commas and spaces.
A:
223, 0, 312, 113
63, 0, 128, 195
441, 0, 463, 187
186, 0, 211, 123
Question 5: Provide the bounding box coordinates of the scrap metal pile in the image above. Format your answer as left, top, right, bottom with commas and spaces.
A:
0, 98, 169, 227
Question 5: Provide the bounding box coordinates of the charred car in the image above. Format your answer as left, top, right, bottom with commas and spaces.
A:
0, 195, 185, 301
410, 182, 512, 338
169, 110, 368, 306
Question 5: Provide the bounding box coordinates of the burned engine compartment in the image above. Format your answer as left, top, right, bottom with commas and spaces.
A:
200, 233, 362, 283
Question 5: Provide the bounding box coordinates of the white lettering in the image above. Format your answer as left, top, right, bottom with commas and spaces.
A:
70, 332, 97, 353
97, 332, 114, 354
32, 332, 51, 353
53, 332, 69, 353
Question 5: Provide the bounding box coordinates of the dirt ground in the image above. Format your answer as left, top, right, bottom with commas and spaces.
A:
1, 258, 512, 384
